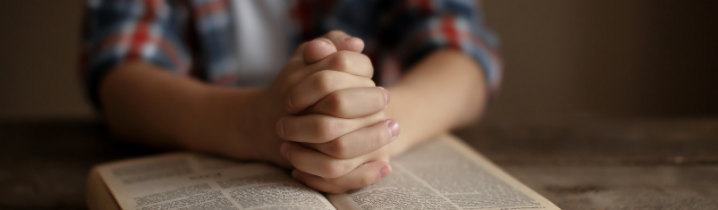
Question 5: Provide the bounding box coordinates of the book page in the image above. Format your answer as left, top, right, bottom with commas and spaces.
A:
328, 134, 560, 210
97, 153, 335, 210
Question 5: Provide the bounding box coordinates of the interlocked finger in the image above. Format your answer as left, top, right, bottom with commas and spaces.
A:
286, 70, 375, 113
291, 161, 391, 194
303, 119, 399, 159
280, 142, 385, 178
308, 87, 389, 118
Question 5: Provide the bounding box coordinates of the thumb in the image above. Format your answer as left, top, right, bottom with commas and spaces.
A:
322, 30, 365, 53
303, 38, 338, 64
304, 31, 366, 64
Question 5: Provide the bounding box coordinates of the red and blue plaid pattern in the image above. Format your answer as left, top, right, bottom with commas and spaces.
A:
82, 0, 502, 107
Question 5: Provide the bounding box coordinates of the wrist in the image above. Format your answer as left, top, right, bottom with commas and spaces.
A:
209, 87, 288, 163
244, 88, 290, 163
185, 86, 264, 160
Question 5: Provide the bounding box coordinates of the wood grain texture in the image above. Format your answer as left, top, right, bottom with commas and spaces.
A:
456, 119, 718, 165
454, 119, 718, 209
503, 165, 718, 209
1, 118, 717, 209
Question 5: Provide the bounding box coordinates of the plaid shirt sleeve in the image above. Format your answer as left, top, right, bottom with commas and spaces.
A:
382, 0, 502, 94
81, 0, 193, 108
317, 0, 502, 94
399, 0, 502, 93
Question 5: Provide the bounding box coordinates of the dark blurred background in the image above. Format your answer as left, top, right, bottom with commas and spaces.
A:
0, 0, 716, 122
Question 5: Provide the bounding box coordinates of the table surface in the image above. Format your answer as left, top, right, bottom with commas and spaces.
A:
2, 118, 717, 209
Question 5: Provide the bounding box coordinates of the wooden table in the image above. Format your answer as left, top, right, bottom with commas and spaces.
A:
2, 119, 717, 209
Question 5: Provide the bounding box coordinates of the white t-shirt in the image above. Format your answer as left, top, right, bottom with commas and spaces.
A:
232, 0, 291, 87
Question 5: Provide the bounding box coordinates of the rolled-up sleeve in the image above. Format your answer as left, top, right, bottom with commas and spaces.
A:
81, 0, 193, 108
380, 0, 502, 94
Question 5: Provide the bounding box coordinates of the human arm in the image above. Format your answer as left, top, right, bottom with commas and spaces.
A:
99, 36, 395, 195
98, 61, 273, 161
96, 36, 379, 167
354, 0, 501, 156
82, 0, 287, 164
84, 0, 395, 193
385, 49, 488, 156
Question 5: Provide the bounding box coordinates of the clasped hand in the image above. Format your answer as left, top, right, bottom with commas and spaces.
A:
255, 31, 399, 193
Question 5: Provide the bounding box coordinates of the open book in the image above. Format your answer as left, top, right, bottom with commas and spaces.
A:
87, 134, 560, 210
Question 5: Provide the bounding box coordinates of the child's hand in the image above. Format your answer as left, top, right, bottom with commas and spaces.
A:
279, 117, 397, 193
278, 90, 395, 193
275, 31, 399, 193
250, 31, 375, 167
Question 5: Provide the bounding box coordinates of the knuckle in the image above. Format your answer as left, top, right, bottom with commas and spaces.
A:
327, 92, 349, 116
322, 161, 346, 178
312, 71, 336, 93
330, 52, 352, 71
328, 138, 351, 158
316, 118, 339, 141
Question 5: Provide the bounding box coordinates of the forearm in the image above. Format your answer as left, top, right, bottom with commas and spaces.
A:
386, 50, 488, 156
99, 62, 262, 159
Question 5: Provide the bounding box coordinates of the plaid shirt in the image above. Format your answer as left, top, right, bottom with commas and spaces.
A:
82, 0, 502, 107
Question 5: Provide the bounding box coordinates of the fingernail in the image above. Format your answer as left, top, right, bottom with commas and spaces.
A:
386, 119, 400, 141
285, 95, 294, 112
280, 142, 291, 160
379, 87, 390, 108
319, 38, 332, 46
379, 165, 392, 179
342, 36, 351, 41
276, 119, 285, 138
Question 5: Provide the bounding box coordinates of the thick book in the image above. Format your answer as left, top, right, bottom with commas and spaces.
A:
86, 134, 560, 210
